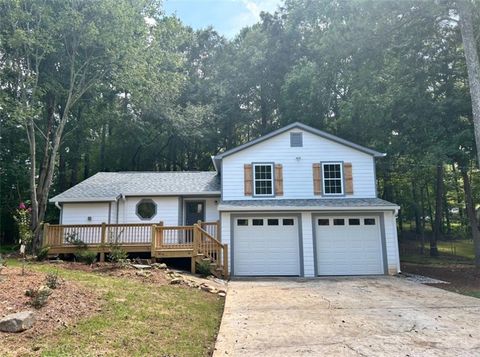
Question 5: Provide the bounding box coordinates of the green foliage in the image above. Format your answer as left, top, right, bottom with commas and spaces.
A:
36, 246, 50, 261
108, 244, 128, 264
45, 271, 59, 289
196, 260, 212, 278
25, 286, 52, 309
76, 251, 97, 265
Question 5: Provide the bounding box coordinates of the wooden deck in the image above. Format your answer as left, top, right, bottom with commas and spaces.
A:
43, 221, 228, 277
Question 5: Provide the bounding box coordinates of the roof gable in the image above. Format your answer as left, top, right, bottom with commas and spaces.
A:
214, 122, 385, 161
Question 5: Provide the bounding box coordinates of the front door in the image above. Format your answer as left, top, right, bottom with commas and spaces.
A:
185, 201, 205, 225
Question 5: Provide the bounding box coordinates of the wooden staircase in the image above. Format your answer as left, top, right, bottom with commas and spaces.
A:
151, 222, 228, 278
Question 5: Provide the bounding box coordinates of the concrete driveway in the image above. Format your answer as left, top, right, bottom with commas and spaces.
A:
214, 277, 480, 356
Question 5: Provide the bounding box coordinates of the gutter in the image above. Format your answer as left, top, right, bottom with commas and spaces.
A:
217, 205, 400, 212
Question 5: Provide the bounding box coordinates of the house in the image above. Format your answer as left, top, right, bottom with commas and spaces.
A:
49, 122, 400, 277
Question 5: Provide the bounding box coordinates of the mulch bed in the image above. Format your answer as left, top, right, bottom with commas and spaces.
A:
402, 262, 480, 294
0, 266, 101, 355
59, 261, 171, 285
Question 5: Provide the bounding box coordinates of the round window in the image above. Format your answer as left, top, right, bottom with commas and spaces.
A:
136, 199, 157, 220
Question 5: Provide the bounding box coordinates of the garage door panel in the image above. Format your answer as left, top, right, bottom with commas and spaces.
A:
234, 216, 300, 276
316, 215, 384, 276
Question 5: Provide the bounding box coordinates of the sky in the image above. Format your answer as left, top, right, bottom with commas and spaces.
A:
163, 0, 283, 38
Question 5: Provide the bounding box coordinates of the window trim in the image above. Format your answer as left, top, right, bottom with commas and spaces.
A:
321, 161, 345, 196
135, 198, 157, 221
252, 162, 275, 197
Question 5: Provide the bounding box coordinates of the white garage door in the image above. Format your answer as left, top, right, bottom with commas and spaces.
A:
234, 216, 300, 276
315, 216, 384, 275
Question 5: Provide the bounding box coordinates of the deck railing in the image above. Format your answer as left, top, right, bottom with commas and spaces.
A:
43, 223, 153, 247
152, 221, 227, 277
43, 220, 227, 277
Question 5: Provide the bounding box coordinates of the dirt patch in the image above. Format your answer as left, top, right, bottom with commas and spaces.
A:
401, 262, 480, 295
0, 266, 101, 355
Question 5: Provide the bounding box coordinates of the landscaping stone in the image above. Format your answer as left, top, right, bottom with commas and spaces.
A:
169, 278, 183, 285
131, 264, 152, 270
218, 292, 226, 297
0, 311, 35, 332
151, 263, 167, 269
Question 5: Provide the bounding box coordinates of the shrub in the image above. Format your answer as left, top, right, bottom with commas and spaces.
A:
36, 246, 50, 261
196, 260, 212, 278
45, 271, 59, 289
108, 244, 128, 264
76, 250, 97, 265
25, 286, 52, 309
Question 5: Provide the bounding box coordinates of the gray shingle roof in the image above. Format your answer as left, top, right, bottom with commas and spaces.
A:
219, 198, 398, 210
50, 172, 220, 202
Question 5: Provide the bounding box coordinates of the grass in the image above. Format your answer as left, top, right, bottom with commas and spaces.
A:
400, 239, 475, 266
6, 259, 224, 357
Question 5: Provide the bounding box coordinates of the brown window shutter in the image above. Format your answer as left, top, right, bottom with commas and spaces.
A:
313, 163, 322, 195
244, 164, 253, 196
275, 164, 283, 196
344, 162, 353, 194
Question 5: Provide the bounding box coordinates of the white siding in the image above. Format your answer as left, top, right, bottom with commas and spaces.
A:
124, 197, 179, 226
384, 211, 401, 274
62, 203, 111, 224
222, 129, 376, 200
301, 212, 315, 277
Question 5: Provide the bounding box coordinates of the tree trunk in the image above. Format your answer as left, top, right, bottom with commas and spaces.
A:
431, 164, 444, 256
460, 165, 480, 267
457, 0, 480, 167
412, 180, 422, 234
420, 185, 426, 255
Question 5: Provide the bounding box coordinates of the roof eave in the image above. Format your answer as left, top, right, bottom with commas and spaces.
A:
218, 205, 400, 211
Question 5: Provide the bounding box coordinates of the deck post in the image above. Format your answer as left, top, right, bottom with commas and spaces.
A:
42, 223, 50, 247
223, 245, 228, 278
151, 225, 157, 258
216, 220, 221, 241
191, 223, 200, 274
100, 222, 106, 262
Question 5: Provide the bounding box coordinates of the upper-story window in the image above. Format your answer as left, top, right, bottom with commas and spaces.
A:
253, 163, 274, 196
322, 162, 343, 195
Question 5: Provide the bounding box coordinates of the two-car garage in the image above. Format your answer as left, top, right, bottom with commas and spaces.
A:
231, 213, 386, 277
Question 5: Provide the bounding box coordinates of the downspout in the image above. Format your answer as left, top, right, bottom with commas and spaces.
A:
54, 202, 62, 224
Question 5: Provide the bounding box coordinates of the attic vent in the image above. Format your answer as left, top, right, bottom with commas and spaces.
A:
290, 132, 303, 147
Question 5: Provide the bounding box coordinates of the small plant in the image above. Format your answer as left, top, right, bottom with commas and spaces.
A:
14, 202, 33, 275
25, 286, 52, 309
36, 245, 50, 261
77, 250, 97, 265
196, 260, 212, 278
45, 271, 59, 289
108, 243, 128, 264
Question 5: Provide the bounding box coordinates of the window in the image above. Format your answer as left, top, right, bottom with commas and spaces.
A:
349, 218, 360, 225
282, 218, 294, 226
253, 163, 274, 196
268, 219, 279, 226
290, 132, 303, 147
333, 218, 345, 226
252, 219, 264, 226
322, 163, 343, 195
318, 219, 330, 226
136, 199, 157, 220
237, 219, 248, 226
364, 218, 376, 225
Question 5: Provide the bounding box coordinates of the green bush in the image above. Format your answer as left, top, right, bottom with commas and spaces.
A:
45, 271, 59, 289
108, 244, 128, 263
25, 287, 52, 309
36, 246, 50, 261
76, 250, 97, 265
196, 260, 212, 278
